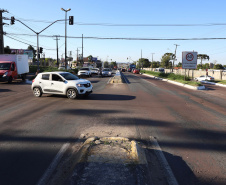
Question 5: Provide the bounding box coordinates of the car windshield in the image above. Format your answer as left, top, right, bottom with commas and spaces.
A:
0, 63, 11, 70
80, 68, 89, 71
92, 68, 98, 71
60, 72, 79, 80
103, 68, 110, 71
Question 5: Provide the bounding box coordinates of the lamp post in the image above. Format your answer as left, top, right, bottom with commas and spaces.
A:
61, 8, 71, 70
150, 53, 155, 68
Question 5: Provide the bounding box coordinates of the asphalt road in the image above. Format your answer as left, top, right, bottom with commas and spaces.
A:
0, 72, 225, 185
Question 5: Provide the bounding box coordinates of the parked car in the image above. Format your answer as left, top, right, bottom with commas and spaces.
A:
91, 68, 100, 75
133, 69, 140, 74
194, 75, 215, 81
58, 66, 72, 70
101, 68, 112, 77
155, 68, 165, 72
31, 72, 93, 99
78, 68, 92, 77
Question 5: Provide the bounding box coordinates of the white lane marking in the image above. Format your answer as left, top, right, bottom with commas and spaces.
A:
37, 143, 70, 185
149, 136, 179, 185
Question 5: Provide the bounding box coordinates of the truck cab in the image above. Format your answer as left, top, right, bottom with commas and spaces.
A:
0, 55, 29, 83
0, 61, 18, 83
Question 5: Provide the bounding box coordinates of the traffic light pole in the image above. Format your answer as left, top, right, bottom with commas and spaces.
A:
11, 18, 63, 71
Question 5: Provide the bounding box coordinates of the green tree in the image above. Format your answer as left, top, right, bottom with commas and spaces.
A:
214, 64, 224, 69
87, 55, 93, 62
104, 61, 109, 68
4, 46, 11, 54
197, 54, 209, 67
110, 61, 117, 68
151, 61, 160, 68
177, 62, 182, 67
137, 58, 150, 68
203, 63, 210, 69
161, 53, 174, 68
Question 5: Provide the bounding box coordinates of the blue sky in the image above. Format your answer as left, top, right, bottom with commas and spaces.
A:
2, 0, 226, 65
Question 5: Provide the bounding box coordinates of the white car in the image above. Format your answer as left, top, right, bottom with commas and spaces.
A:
78, 68, 92, 77
91, 68, 100, 74
101, 68, 112, 77
194, 75, 215, 82
31, 72, 93, 99
58, 66, 71, 70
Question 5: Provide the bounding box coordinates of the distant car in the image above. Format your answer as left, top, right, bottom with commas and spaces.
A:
91, 68, 100, 75
58, 66, 71, 70
31, 71, 93, 99
127, 68, 132, 72
133, 69, 140, 74
78, 68, 92, 77
194, 75, 215, 81
101, 68, 112, 77
121, 68, 126, 72
155, 68, 165, 72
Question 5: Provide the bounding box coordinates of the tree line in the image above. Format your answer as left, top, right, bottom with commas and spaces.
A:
130, 53, 226, 69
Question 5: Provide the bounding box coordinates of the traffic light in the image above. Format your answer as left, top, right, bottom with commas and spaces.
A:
39, 47, 43, 53
69, 16, 74, 25
11, 16, 15, 25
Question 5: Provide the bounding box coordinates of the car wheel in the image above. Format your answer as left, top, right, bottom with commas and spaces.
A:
33, 87, 42, 97
67, 88, 78, 99
8, 76, 12, 83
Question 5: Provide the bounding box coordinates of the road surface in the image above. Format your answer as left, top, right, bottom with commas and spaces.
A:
0, 72, 225, 185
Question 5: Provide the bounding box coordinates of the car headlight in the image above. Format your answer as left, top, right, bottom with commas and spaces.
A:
3, 72, 8, 77
77, 84, 84, 87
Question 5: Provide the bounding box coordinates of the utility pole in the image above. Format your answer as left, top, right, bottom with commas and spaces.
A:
76, 48, 80, 61
0, 9, 8, 54
173, 44, 180, 71
53, 35, 60, 67
61, 8, 71, 70
141, 49, 143, 69
151, 53, 155, 68
82, 34, 83, 66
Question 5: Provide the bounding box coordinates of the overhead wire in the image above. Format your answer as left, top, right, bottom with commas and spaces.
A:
5, 33, 226, 40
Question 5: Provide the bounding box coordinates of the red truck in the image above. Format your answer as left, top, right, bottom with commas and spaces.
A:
0, 54, 29, 83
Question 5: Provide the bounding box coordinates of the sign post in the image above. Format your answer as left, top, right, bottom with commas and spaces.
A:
182, 51, 198, 80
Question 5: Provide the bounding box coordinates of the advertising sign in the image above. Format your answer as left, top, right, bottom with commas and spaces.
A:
92, 57, 97, 61
11, 49, 33, 59
182, 51, 198, 69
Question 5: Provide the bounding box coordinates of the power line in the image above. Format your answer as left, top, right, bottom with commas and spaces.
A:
5, 33, 226, 40
74, 22, 226, 27
5, 35, 55, 50
4, 16, 226, 27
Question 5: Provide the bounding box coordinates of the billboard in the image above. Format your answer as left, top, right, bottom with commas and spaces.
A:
10, 49, 33, 59
182, 51, 198, 69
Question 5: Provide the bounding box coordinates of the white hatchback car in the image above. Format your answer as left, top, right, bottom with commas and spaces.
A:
194, 75, 215, 82
31, 72, 93, 99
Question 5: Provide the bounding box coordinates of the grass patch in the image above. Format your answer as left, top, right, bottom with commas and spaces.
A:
214, 80, 226, 85
141, 70, 202, 86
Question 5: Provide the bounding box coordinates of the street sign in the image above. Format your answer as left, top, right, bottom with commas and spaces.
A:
182, 51, 198, 69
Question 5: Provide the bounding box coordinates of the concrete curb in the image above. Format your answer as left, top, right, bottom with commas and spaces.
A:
142, 73, 206, 90
200, 80, 226, 88
76, 137, 147, 164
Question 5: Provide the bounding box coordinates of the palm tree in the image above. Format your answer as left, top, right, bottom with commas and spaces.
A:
197, 54, 209, 68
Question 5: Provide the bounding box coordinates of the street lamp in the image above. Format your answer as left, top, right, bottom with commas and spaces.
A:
61, 8, 71, 70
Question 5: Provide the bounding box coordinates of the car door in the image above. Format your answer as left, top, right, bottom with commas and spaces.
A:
40, 74, 52, 93
49, 74, 65, 94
